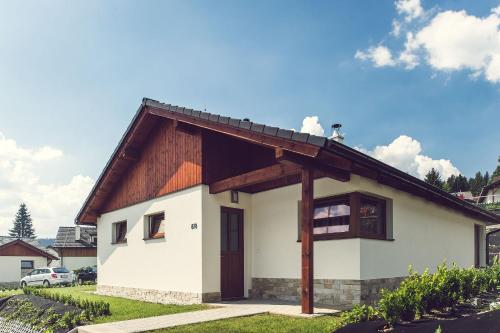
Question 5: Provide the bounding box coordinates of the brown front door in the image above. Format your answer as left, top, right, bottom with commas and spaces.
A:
220, 207, 244, 300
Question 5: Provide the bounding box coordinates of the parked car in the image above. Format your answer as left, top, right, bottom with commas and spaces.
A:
76, 266, 97, 285
20, 267, 73, 288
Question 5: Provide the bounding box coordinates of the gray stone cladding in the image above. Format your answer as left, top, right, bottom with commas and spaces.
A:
249, 277, 405, 309
96, 285, 221, 305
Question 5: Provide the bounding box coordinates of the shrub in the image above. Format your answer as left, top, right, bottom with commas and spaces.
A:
2, 297, 86, 332
378, 261, 500, 325
23, 286, 110, 319
340, 304, 380, 325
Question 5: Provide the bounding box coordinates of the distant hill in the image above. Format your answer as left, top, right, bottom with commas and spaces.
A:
37, 238, 55, 247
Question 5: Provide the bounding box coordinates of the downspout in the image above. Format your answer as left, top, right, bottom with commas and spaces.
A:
486, 228, 500, 266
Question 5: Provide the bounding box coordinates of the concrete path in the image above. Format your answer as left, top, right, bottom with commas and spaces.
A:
75, 301, 339, 333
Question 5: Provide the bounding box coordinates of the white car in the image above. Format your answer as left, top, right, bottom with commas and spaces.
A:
20, 267, 73, 288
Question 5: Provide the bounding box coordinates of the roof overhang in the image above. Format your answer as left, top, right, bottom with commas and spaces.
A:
76, 98, 500, 226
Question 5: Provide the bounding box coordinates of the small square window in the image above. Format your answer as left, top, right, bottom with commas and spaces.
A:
146, 212, 165, 239
113, 221, 127, 244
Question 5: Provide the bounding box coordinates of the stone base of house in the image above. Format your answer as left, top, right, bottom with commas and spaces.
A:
249, 277, 405, 309
96, 285, 221, 305
0, 282, 19, 290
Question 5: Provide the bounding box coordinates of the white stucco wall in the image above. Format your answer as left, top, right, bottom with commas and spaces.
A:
248, 175, 487, 280
485, 188, 498, 203
96, 175, 488, 298
60, 256, 97, 272
97, 186, 204, 293
0, 256, 48, 282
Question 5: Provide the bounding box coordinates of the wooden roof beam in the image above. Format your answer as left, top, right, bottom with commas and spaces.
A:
209, 163, 301, 194
275, 148, 350, 182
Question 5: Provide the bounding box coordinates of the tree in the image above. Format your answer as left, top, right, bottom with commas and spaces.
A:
8, 203, 36, 238
492, 156, 500, 180
444, 174, 470, 193
468, 171, 487, 197
424, 168, 444, 189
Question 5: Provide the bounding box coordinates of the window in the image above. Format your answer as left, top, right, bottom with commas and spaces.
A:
313, 196, 351, 235
359, 196, 386, 238
21, 260, 34, 269
112, 221, 127, 244
299, 192, 389, 241
145, 212, 165, 239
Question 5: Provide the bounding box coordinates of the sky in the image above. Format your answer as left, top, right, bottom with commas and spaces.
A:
0, 0, 499, 237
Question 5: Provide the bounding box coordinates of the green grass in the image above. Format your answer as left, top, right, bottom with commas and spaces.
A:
149, 313, 344, 333
0, 289, 22, 298
39, 285, 208, 324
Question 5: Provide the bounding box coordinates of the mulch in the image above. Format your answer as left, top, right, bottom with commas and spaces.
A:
0, 295, 82, 333
336, 310, 500, 333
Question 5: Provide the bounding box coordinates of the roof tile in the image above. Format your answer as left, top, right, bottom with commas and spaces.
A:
307, 135, 327, 147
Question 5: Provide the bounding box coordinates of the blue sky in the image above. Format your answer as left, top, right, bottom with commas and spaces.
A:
0, 0, 499, 236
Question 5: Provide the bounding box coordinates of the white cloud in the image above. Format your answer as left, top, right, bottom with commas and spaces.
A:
391, 20, 402, 37
0, 132, 94, 237
300, 116, 325, 136
355, 46, 396, 67
356, 3, 500, 83
395, 0, 424, 22
357, 135, 460, 179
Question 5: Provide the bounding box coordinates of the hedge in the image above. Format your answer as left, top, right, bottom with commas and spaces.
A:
23, 286, 111, 318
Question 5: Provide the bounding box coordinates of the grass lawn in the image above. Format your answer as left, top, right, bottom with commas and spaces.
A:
0, 289, 22, 298
38, 285, 209, 324
149, 313, 344, 333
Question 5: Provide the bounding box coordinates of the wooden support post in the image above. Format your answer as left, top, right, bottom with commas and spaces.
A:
301, 168, 314, 314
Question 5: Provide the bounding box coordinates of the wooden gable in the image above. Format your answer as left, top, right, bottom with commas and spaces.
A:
0, 240, 57, 259
102, 118, 202, 213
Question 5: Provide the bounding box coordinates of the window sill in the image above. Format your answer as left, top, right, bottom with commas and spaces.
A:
111, 241, 127, 245
143, 237, 165, 241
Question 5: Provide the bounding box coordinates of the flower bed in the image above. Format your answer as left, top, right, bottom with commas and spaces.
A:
335, 260, 500, 332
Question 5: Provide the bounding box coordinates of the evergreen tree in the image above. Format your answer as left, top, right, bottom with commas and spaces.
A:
424, 168, 444, 189
445, 174, 471, 193
468, 172, 485, 197
492, 156, 500, 180
8, 203, 36, 238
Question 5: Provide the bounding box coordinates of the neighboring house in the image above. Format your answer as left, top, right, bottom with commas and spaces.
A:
52, 226, 97, 271
478, 176, 500, 205
76, 99, 500, 312
0, 236, 58, 288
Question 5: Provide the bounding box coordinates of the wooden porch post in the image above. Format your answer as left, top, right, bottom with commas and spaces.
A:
301, 168, 314, 314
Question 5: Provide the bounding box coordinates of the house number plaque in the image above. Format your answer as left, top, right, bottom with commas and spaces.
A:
191, 223, 198, 230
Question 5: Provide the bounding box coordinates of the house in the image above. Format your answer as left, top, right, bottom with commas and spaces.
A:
76, 98, 500, 313
0, 236, 59, 288
52, 226, 97, 271
478, 176, 500, 205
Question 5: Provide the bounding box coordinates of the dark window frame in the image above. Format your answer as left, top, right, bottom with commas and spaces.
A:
21, 260, 34, 269
112, 221, 127, 244
298, 192, 389, 241
144, 212, 166, 240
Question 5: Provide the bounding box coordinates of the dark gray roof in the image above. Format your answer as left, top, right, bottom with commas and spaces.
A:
0, 236, 58, 259
76, 98, 500, 225
144, 99, 329, 148
53, 226, 97, 248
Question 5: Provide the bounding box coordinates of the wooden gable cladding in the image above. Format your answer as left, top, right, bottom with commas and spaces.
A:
0, 242, 52, 258
56, 247, 97, 258
101, 118, 202, 213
